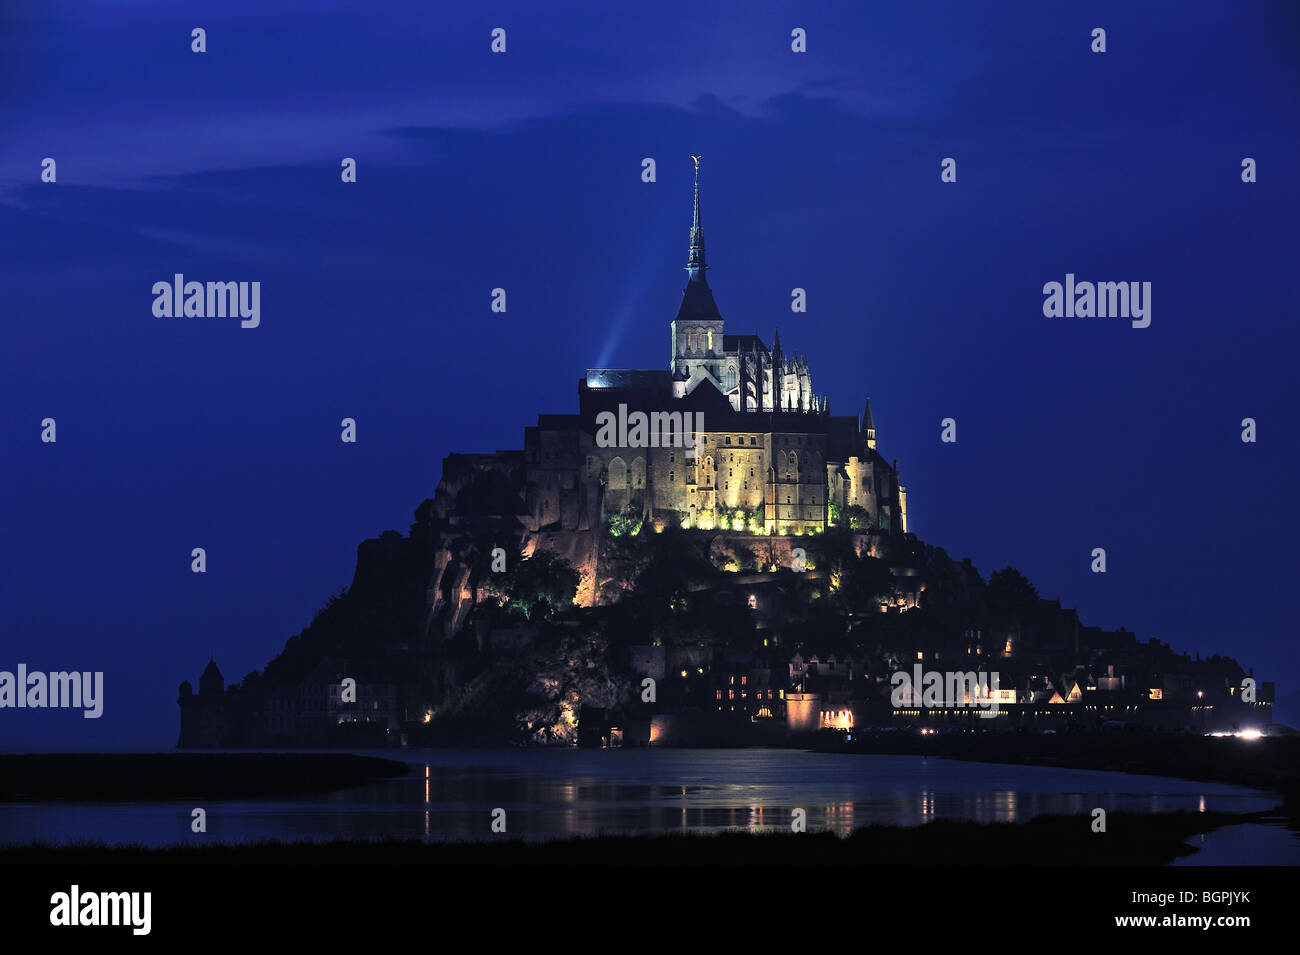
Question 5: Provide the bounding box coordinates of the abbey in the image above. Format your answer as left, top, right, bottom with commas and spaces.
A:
498, 159, 908, 540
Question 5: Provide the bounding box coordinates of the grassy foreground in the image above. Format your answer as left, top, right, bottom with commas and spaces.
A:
0, 753, 409, 801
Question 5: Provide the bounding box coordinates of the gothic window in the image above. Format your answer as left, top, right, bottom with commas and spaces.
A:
609, 456, 627, 489
631, 457, 646, 489
725, 365, 737, 391
707, 328, 714, 351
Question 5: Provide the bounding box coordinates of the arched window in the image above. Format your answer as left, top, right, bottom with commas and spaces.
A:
631, 457, 646, 489
707, 328, 714, 351
788, 452, 798, 479
725, 366, 737, 391
609, 456, 627, 489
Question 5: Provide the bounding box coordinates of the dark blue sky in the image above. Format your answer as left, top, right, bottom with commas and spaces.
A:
2, 0, 1297, 747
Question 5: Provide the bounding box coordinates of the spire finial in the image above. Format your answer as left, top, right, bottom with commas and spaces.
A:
687, 156, 706, 279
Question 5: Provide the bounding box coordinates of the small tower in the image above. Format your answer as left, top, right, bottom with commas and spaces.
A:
862, 398, 877, 450
199, 658, 224, 696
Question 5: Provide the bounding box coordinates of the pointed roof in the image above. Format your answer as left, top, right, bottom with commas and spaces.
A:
198, 658, 225, 695
675, 157, 722, 323
862, 397, 876, 434
687, 155, 706, 276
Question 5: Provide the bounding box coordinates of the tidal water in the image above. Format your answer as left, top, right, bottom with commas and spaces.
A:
3, 748, 1296, 863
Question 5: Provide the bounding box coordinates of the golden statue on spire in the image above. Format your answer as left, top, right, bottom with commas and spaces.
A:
691, 155, 702, 172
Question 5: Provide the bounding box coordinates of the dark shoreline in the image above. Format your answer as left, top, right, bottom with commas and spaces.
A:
0, 753, 408, 801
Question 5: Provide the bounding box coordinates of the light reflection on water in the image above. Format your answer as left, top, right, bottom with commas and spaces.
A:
0, 748, 1285, 860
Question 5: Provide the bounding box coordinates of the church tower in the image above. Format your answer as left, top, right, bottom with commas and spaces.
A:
670, 157, 724, 386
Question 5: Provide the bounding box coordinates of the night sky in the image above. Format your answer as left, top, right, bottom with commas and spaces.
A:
2, 0, 1297, 748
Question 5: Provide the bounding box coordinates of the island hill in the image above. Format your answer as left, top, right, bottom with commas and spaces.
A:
179, 161, 1273, 749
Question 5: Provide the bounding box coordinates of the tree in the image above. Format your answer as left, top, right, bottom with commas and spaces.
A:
806, 532, 893, 611
839, 555, 895, 610
636, 529, 716, 611
844, 504, 873, 531
484, 550, 580, 621
606, 509, 643, 537
986, 567, 1038, 620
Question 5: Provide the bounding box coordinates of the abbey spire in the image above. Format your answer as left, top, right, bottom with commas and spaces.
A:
674, 157, 722, 324
686, 155, 707, 280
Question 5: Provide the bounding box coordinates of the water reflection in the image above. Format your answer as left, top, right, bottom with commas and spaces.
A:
0, 749, 1279, 856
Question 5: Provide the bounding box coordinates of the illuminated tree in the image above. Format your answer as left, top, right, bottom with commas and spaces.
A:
483, 551, 580, 621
